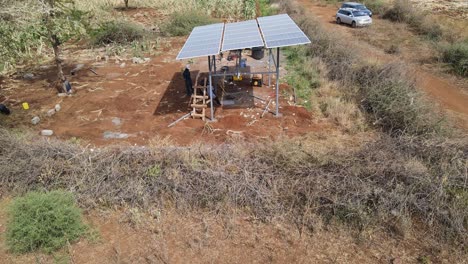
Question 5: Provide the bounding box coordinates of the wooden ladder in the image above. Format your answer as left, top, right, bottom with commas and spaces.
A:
190, 77, 211, 121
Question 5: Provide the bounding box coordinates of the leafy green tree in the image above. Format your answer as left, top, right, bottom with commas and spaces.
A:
40, 0, 87, 87
0, 0, 86, 89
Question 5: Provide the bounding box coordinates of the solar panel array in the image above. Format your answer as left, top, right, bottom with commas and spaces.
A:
222, 20, 264, 51
257, 14, 310, 48
176, 23, 224, 60
177, 14, 310, 59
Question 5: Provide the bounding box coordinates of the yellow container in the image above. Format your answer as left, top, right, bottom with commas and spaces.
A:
22, 102, 29, 110
233, 75, 243, 81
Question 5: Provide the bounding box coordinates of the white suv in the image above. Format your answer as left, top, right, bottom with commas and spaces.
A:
336, 8, 372, 27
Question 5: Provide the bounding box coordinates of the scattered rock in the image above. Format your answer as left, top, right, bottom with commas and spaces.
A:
23, 73, 35, 80
120, 63, 126, 68
55, 104, 61, 112
70, 64, 85, 75
39, 65, 52, 70
132, 57, 145, 64
103, 131, 129, 139
47, 109, 56, 117
31, 116, 40, 125
112, 117, 122, 126
41, 130, 54, 136
57, 93, 68, 97
106, 72, 122, 79
144, 58, 151, 63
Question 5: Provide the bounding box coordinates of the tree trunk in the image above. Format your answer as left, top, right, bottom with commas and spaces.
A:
124, 0, 129, 8
52, 41, 65, 93
44, 0, 65, 92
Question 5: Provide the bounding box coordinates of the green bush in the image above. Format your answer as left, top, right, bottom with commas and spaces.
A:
6, 191, 87, 254
258, 0, 278, 16
441, 41, 468, 77
362, 0, 387, 15
162, 11, 217, 36
91, 20, 145, 46
284, 46, 321, 109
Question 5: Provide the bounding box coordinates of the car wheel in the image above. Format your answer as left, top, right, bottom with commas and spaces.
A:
336, 17, 341, 24
351, 21, 356, 28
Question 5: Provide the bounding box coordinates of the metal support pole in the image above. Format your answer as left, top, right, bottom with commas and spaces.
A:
268, 48, 271, 87
212, 56, 217, 93
275, 48, 280, 117
238, 49, 242, 77
213, 55, 216, 75
208, 56, 215, 120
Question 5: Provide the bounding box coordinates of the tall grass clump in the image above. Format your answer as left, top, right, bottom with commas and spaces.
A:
258, 0, 279, 16
91, 20, 145, 45
284, 46, 321, 109
162, 11, 217, 36
382, 0, 442, 39
6, 191, 87, 254
441, 40, 468, 77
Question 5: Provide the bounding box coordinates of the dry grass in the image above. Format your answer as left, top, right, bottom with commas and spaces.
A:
278, 0, 448, 137
74, 0, 246, 19
0, 128, 466, 247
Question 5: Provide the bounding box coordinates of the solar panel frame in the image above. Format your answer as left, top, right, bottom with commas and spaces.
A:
257, 14, 310, 49
176, 14, 310, 60
176, 23, 224, 60
221, 20, 265, 51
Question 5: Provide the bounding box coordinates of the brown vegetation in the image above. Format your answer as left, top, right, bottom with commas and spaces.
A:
1, 128, 466, 247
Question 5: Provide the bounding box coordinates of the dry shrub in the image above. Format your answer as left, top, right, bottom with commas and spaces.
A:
319, 97, 364, 132
0, 129, 466, 247
354, 63, 446, 136
382, 0, 442, 39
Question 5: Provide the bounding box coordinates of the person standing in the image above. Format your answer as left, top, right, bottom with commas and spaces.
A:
183, 64, 193, 97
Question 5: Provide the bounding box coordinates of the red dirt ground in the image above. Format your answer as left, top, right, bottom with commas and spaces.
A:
0, 199, 465, 264
0, 37, 331, 146
297, 0, 468, 131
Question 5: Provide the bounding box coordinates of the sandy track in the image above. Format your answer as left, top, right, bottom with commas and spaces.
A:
296, 0, 468, 131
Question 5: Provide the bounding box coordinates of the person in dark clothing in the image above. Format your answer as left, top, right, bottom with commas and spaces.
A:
0, 104, 10, 115
182, 64, 193, 97
63, 77, 72, 94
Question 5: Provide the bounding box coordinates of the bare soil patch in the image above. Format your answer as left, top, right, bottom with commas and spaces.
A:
0, 37, 328, 146
0, 201, 465, 264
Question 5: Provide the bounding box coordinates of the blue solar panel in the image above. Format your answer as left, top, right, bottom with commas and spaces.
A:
222, 20, 264, 51
176, 14, 310, 59
176, 23, 224, 60
257, 14, 310, 48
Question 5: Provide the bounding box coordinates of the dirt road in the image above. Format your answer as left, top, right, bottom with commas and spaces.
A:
296, 0, 468, 131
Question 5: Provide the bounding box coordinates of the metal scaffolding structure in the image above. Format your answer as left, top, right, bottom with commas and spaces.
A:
175, 14, 310, 122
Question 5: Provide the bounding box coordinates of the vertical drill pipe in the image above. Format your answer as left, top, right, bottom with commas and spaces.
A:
208, 56, 215, 120
275, 48, 280, 116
